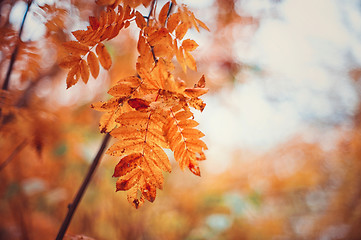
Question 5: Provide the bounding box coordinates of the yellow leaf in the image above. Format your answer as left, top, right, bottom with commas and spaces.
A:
96, 43, 112, 70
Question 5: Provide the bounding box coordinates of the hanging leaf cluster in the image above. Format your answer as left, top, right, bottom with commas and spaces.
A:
61, 0, 209, 208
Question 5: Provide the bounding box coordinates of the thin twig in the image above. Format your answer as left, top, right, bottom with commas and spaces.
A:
55, 133, 111, 240
166, 2, 174, 22
0, 139, 27, 172
147, 0, 156, 27
2, 0, 33, 90
147, 0, 158, 63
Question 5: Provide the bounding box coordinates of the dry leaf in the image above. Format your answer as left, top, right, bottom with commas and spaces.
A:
96, 43, 112, 70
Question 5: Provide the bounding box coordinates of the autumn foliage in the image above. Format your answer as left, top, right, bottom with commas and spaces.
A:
2, 0, 361, 239
57, 0, 209, 208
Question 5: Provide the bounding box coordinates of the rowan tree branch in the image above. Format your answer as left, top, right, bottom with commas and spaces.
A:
2, 0, 33, 90
147, 0, 158, 63
55, 133, 111, 240
0, 139, 27, 172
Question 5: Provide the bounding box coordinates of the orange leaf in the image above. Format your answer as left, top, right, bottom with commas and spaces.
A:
196, 18, 210, 31
188, 162, 201, 176
137, 34, 147, 54
96, 0, 116, 5
142, 182, 156, 202
123, 5, 132, 20
96, 43, 112, 70
59, 55, 81, 68
181, 39, 198, 52
63, 41, 89, 55
66, 64, 80, 89
113, 153, 142, 177
158, 2, 170, 26
127, 187, 144, 209
108, 84, 133, 97
89, 16, 99, 30
116, 170, 142, 191
135, 11, 146, 29
175, 22, 188, 40
167, 12, 180, 33
153, 44, 173, 59
107, 7, 116, 24
147, 28, 171, 47
184, 50, 196, 71
197, 75, 206, 88
107, 21, 124, 40
174, 40, 186, 73
104, 25, 117, 41
87, 51, 99, 78
184, 88, 208, 97
72, 30, 89, 43
98, 10, 108, 27
80, 59, 90, 83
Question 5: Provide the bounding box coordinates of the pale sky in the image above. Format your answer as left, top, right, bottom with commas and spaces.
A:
196, 0, 361, 173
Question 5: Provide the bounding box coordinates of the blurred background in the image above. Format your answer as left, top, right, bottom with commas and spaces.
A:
1, 0, 361, 239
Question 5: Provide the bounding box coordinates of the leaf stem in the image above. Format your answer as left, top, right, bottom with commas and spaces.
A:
55, 133, 111, 240
2, 0, 33, 90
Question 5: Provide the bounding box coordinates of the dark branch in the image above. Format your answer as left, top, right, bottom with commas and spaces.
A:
0, 139, 27, 172
2, 0, 33, 90
166, 2, 174, 23
146, 0, 158, 64
55, 133, 111, 240
147, 0, 156, 27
